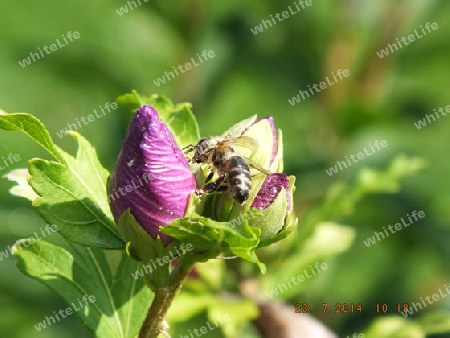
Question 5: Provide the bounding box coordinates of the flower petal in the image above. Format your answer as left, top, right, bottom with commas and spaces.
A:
110, 105, 195, 244
251, 173, 290, 211
241, 116, 278, 166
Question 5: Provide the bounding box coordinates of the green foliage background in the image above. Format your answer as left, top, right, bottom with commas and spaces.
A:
0, 0, 449, 337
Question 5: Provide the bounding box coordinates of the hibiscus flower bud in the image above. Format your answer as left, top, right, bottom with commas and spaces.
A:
109, 105, 195, 245
251, 173, 291, 211
205, 115, 295, 242
241, 117, 294, 241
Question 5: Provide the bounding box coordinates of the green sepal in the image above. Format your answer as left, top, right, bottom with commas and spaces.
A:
116, 91, 200, 149
258, 175, 297, 247
250, 189, 287, 242
161, 212, 266, 274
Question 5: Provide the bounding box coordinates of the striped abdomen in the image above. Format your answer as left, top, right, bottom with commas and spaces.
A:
226, 156, 251, 204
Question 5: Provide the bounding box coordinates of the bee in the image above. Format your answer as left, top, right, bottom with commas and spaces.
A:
184, 134, 270, 204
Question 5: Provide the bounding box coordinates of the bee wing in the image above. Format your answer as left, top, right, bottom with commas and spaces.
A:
225, 135, 259, 151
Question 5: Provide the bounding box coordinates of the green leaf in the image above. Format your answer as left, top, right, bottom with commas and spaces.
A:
0, 111, 64, 162
12, 239, 153, 338
117, 91, 200, 149
161, 214, 266, 273
111, 253, 154, 338
0, 111, 123, 249
28, 132, 124, 249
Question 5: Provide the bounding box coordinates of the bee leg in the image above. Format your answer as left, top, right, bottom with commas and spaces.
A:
204, 171, 214, 184
203, 181, 228, 193
197, 175, 228, 196
182, 144, 195, 153
194, 185, 215, 198
203, 175, 225, 192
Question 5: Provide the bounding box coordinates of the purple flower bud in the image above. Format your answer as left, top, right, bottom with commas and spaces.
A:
251, 173, 291, 211
110, 105, 195, 244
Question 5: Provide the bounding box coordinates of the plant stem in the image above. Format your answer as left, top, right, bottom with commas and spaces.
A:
138, 254, 197, 338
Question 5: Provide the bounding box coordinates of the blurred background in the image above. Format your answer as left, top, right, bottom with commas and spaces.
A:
1, 0, 450, 337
